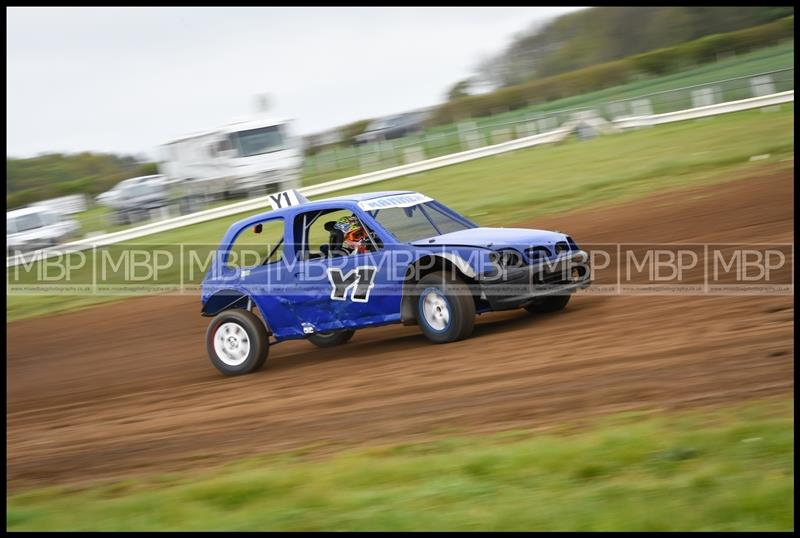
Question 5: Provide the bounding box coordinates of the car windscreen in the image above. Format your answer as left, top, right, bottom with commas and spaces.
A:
8, 213, 44, 233
368, 201, 474, 243
229, 125, 286, 157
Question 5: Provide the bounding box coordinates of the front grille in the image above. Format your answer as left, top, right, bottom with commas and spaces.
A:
533, 268, 571, 286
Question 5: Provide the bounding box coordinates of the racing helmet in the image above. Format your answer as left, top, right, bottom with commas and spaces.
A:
334, 215, 369, 254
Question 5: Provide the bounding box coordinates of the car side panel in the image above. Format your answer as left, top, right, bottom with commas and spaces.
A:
279, 203, 405, 335
249, 291, 308, 340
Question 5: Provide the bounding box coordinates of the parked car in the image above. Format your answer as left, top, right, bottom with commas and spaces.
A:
97, 174, 157, 209
200, 189, 591, 375
95, 188, 121, 207
97, 175, 172, 225
6, 206, 80, 255
353, 111, 429, 145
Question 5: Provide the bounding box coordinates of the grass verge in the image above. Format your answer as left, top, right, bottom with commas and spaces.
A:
6, 399, 794, 531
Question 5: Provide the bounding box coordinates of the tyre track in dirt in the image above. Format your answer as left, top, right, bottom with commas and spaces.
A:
7, 165, 794, 491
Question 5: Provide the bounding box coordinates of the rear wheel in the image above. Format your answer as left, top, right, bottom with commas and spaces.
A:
206, 309, 269, 376
525, 294, 571, 314
415, 271, 475, 344
308, 330, 356, 348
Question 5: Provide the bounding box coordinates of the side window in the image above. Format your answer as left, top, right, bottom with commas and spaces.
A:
295, 208, 381, 260
227, 218, 285, 269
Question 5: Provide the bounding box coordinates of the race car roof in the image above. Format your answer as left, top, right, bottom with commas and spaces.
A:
225, 190, 427, 241
322, 190, 417, 203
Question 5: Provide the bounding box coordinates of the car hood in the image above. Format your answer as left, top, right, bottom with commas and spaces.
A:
410, 227, 569, 250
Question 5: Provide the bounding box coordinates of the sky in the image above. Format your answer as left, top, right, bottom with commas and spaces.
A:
7, 7, 586, 159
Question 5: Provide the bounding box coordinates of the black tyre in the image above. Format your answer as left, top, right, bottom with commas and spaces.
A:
206, 309, 269, 376
415, 271, 476, 344
307, 329, 356, 348
525, 294, 571, 314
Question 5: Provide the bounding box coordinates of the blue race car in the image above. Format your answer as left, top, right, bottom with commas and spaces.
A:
201, 190, 591, 375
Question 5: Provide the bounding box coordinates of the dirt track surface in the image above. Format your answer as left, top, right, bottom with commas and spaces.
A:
7, 167, 794, 491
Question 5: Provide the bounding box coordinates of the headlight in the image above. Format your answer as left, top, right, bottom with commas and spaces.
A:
525, 246, 551, 261
489, 249, 523, 268
566, 235, 579, 250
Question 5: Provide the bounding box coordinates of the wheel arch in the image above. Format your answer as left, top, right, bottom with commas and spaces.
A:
400, 253, 479, 326
201, 288, 273, 335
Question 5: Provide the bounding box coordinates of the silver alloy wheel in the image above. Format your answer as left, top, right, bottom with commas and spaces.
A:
213, 322, 250, 366
422, 291, 450, 331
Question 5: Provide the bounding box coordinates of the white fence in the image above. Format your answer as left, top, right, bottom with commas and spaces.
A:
303, 68, 794, 180
613, 90, 794, 129
6, 89, 793, 268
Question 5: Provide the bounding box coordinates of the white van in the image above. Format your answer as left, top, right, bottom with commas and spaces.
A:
159, 115, 303, 202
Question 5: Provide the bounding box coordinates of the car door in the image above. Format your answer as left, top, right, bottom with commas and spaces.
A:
288, 204, 404, 333
227, 216, 303, 338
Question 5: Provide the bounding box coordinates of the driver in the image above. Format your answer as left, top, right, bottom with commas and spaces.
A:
333, 214, 370, 255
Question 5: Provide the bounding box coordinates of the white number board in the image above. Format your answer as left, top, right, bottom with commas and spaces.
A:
268, 189, 309, 210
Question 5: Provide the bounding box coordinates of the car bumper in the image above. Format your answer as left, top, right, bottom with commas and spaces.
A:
476, 250, 592, 310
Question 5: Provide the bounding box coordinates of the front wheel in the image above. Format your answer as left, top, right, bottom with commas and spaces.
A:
308, 330, 355, 348
206, 309, 269, 376
415, 271, 475, 344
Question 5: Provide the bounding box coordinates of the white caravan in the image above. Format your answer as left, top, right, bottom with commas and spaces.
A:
159, 115, 303, 202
